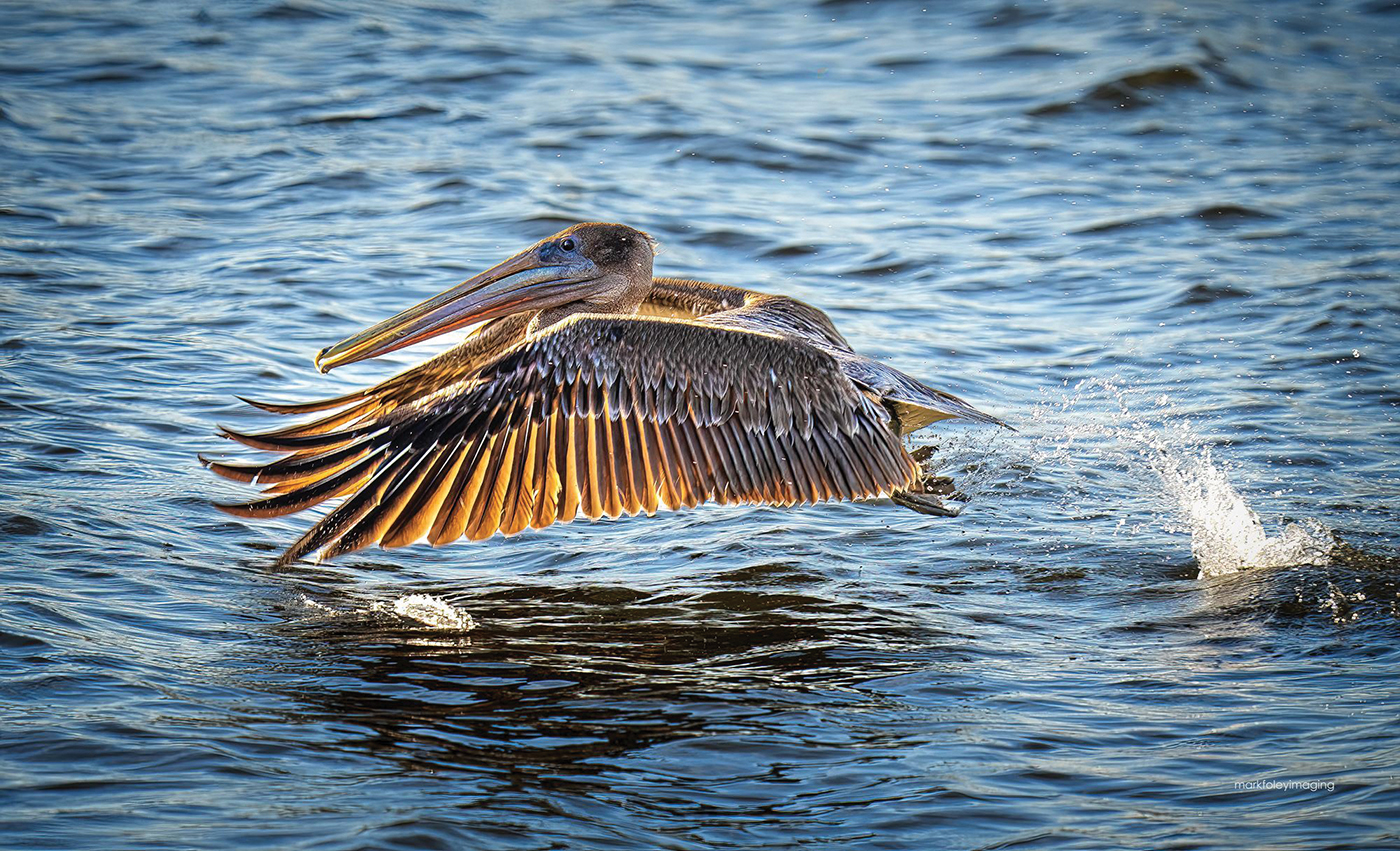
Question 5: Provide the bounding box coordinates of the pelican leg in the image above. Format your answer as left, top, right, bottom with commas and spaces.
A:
890, 458, 962, 516
891, 488, 960, 517
909, 444, 938, 464
918, 473, 956, 496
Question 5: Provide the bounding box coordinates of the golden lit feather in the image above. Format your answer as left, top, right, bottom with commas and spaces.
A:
204, 224, 1007, 564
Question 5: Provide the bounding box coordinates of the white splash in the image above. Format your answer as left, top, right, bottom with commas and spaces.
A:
943, 377, 1334, 580
379, 593, 476, 631
1149, 442, 1332, 578
292, 592, 475, 631
293, 593, 335, 614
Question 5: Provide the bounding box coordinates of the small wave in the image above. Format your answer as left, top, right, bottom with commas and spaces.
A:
1177, 282, 1253, 306
406, 197, 461, 213
1, 513, 52, 536
679, 227, 769, 251
759, 242, 821, 259
872, 55, 933, 70
841, 254, 921, 278
278, 169, 383, 191
71, 61, 172, 84
1029, 64, 1209, 116
0, 207, 53, 222
670, 136, 856, 174
976, 3, 1053, 28
295, 105, 445, 126
254, 2, 339, 21
1074, 214, 1175, 234
136, 235, 220, 254
1076, 204, 1277, 234
407, 66, 527, 86
1192, 204, 1278, 223
990, 46, 1068, 60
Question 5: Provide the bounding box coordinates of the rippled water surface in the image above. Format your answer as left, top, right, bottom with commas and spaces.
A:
3, 1, 1399, 848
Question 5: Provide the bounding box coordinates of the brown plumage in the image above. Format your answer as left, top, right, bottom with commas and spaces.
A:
204, 223, 1007, 564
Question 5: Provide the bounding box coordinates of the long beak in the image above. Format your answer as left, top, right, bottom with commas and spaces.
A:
314, 248, 599, 373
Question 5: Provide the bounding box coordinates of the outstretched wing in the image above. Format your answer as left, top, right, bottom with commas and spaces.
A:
207, 315, 918, 564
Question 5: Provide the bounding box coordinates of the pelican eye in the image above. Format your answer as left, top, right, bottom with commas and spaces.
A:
559, 237, 577, 252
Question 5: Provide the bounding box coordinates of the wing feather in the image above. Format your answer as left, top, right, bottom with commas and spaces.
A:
660, 418, 699, 508
809, 427, 852, 500
381, 433, 469, 548
676, 418, 717, 501
529, 408, 559, 531
581, 415, 605, 520
501, 409, 540, 536
558, 409, 581, 523
756, 425, 797, 506
469, 423, 517, 541
646, 419, 674, 510
614, 414, 642, 516
210, 314, 925, 562
785, 424, 825, 503
431, 431, 495, 545
689, 421, 728, 500
600, 410, 625, 518
214, 447, 387, 518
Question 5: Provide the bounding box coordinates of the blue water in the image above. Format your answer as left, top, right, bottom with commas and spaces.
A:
3, 1, 1399, 848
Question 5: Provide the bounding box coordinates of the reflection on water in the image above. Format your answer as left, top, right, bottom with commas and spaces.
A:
232, 561, 1400, 849
3, 0, 1399, 848
268, 582, 963, 783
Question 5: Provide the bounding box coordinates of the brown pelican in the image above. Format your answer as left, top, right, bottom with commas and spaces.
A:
204, 223, 1007, 564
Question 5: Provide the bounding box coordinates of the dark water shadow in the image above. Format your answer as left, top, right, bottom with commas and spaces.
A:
1106, 536, 1400, 642
241, 570, 982, 791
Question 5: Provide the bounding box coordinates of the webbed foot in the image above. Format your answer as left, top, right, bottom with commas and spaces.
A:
891, 489, 960, 517
896, 446, 966, 517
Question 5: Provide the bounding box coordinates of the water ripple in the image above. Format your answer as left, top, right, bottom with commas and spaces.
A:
1, 0, 1398, 848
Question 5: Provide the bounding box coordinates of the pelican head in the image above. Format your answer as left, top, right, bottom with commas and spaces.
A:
314, 222, 655, 372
